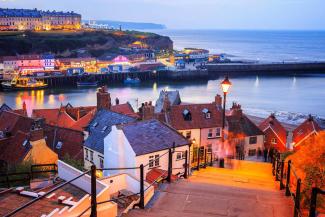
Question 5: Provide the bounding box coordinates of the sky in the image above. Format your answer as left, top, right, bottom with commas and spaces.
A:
1, 0, 325, 30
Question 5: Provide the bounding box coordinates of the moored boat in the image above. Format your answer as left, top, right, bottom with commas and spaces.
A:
1, 75, 48, 90
124, 77, 141, 85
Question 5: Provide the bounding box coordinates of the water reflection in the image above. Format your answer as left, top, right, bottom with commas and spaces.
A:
254, 76, 260, 87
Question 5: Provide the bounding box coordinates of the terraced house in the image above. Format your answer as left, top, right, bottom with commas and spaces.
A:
0, 8, 81, 31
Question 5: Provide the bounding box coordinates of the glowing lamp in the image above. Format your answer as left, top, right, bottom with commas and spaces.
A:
221, 76, 232, 94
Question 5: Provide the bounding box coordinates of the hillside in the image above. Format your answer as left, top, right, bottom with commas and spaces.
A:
0, 30, 173, 57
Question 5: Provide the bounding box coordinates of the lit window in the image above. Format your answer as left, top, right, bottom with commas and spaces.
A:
271, 138, 277, 144
216, 128, 222, 137
249, 136, 257, 145
208, 129, 213, 138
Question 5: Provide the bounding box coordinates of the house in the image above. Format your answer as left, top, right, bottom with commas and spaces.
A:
0, 111, 58, 170
84, 109, 137, 171
108, 55, 131, 73
156, 94, 224, 162
104, 119, 191, 178
32, 86, 139, 131
154, 90, 181, 113
292, 115, 322, 149
0, 160, 154, 217
259, 114, 287, 152
226, 103, 264, 159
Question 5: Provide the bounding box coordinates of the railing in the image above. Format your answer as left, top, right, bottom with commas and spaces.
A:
5, 146, 192, 217
190, 148, 213, 171
272, 151, 324, 217
0, 163, 57, 188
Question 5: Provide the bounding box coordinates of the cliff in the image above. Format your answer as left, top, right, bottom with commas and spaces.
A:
0, 30, 173, 57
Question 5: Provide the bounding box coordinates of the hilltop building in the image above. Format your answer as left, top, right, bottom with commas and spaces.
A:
0, 8, 81, 31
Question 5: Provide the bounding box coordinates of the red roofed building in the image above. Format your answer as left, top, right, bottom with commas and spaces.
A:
292, 115, 322, 149
259, 114, 287, 152
155, 93, 224, 164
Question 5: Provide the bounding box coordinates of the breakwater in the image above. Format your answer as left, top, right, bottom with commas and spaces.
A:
207, 62, 325, 76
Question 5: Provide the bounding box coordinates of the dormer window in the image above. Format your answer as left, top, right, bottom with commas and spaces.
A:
92, 122, 98, 127
102, 126, 108, 132
202, 108, 211, 119
183, 109, 192, 121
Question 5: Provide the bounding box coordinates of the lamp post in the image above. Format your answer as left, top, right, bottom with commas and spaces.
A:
220, 76, 232, 168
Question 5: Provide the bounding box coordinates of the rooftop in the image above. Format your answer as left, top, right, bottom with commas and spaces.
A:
84, 109, 137, 154
121, 119, 190, 156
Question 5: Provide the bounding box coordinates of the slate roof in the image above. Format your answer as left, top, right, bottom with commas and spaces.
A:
121, 119, 190, 156
0, 103, 12, 114
84, 110, 136, 154
167, 103, 222, 130
292, 116, 322, 146
0, 8, 80, 18
227, 114, 264, 137
155, 90, 181, 113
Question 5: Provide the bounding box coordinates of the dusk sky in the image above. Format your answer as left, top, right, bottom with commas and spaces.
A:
1, 0, 325, 30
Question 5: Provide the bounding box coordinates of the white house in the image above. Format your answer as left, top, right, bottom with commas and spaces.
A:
84, 109, 137, 171
103, 119, 191, 179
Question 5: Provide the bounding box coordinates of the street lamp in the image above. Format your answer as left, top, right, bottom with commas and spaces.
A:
220, 76, 232, 168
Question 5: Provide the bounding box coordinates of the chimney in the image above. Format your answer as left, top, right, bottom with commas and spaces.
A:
215, 94, 222, 108
140, 101, 154, 120
230, 102, 243, 117
115, 97, 120, 105
97, 86, 111, 110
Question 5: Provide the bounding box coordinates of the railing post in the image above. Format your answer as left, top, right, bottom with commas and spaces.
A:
285, 160, 291, 196
6, 173, 10, 188
197, 148, 200, 171
309, 187, 318, 217
294, 178, 301, 217
272, 153, 276, 176
276, 155, 280, 181
167, 148, 173, 183
204, 149, 207, 168
90, 165, 97, 217
280, 160, 285, 190
139, 164, 145, 209
184, 150, 188, 179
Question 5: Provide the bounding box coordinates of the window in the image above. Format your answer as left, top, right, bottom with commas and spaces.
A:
92, 122, 98, 127
249, 136, 257, 145
102, 126, 108, 132
90, 150, 94, 162
183, 109, 192, 121
85, 148, 89, 160
202, 108, 211, 119
56, 141, 63, 149
207, 144, 212, 153
149, 154, 160, 168
185, 131, 191, 139
216, 128, 222, 138
176, 151, 186, 160
208, 129, 213, 138
271, 138, 277, 144
99, 156, 104, 169
248, 149, 257, 156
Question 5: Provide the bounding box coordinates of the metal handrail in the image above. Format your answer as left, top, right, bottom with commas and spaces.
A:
4, 170, 90, 217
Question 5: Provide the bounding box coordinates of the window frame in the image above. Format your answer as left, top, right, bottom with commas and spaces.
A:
249, 136, 257, 145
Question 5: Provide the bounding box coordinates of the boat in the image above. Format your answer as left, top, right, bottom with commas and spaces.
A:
124, 77, 141, 85
1, 75, 48, 90
76, 81, 98, 87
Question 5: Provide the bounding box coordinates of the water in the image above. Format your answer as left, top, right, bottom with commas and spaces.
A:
152, 29, 325, 62
1, 30, 325, 122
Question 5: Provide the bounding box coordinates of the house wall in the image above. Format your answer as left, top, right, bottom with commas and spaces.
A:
243, 135, 264, 157
24, 139, 58, 165
200, 127, 223, 159
103, 126, 137, 177
264, 128, 286, 151
84, 147, 104, 171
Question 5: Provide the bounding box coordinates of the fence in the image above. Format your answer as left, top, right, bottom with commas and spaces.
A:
0, 163, 57, 188
4, 146, 190, 217
272, 151, 324, 217
190, 148, 213, 170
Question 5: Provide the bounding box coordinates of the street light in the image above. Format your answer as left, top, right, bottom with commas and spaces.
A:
220, 75, 232, 168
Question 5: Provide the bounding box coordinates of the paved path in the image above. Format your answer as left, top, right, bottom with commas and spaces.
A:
126, 160, 293, 217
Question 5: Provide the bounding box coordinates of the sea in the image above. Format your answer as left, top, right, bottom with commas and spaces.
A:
1, 29, 325, 126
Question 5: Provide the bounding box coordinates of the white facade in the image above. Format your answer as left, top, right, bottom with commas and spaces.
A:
103, 126, 190, 179
243, 135, 265, 157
